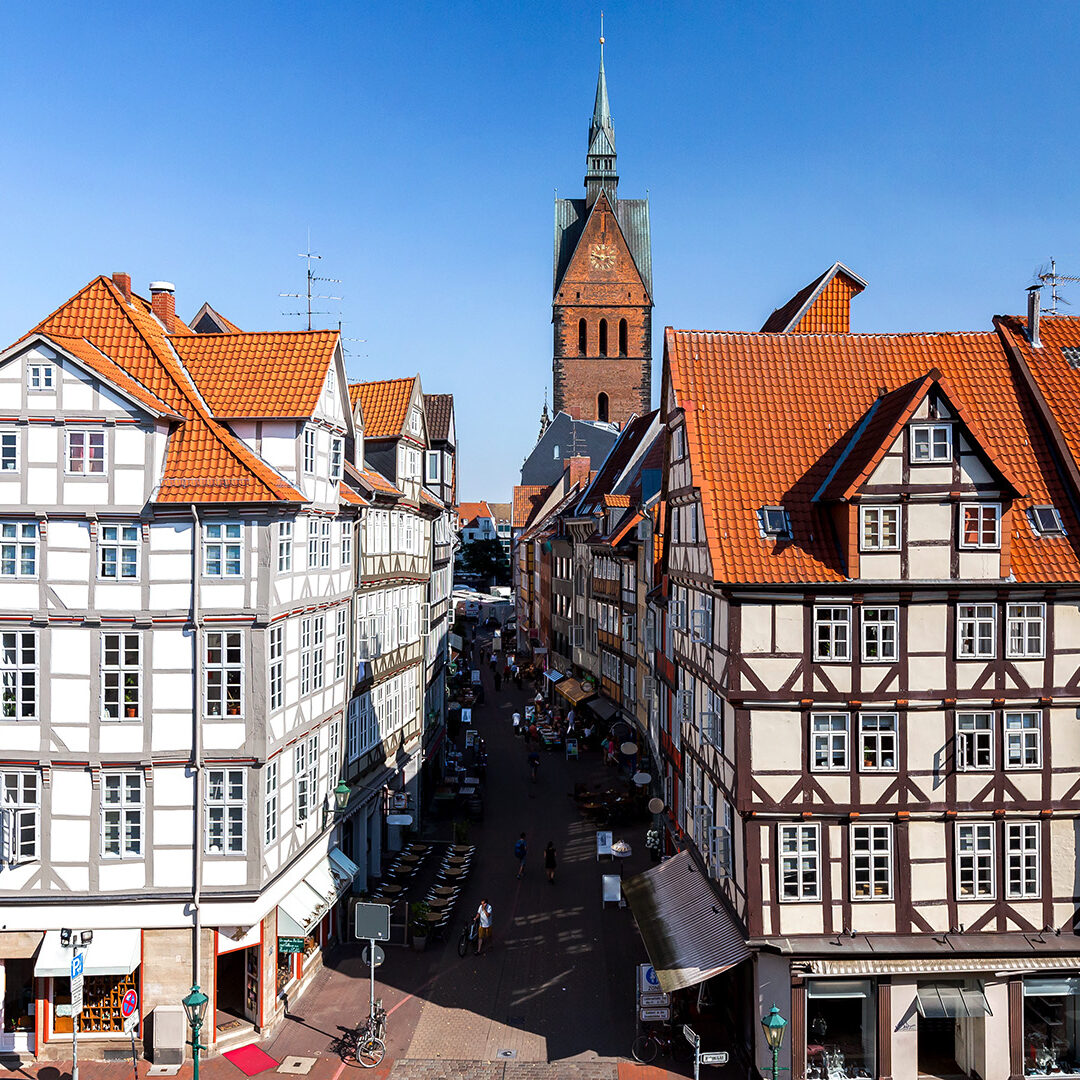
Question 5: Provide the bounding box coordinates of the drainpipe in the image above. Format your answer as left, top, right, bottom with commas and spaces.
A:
191, 506, 204, 995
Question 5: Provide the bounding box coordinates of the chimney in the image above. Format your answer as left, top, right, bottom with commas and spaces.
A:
149, 281, 176, 332
565, 455, 592, 491
1027, 285, 1042, 348
112, 272, 131, 302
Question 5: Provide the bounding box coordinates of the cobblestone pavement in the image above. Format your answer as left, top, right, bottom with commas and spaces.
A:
9, 631, 694, 1080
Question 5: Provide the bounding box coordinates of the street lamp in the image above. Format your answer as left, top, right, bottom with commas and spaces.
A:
322, 780, 351, 827
761, 1004, 788, 1080
182, 985, 209, 1080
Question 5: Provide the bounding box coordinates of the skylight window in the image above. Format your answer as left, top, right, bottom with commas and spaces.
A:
1029, 505, 1065, 536
1062, 347, 1080, 370
759, 506, 790, 539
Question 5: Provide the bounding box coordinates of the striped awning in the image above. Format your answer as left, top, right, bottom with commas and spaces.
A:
623, 850, 750, 993
804, 956, 1080, 977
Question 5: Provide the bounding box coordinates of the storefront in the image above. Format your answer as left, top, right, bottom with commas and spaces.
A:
0, 932, 42, 1055
1023, 976, 1080, 1075
804, 979, 877, 1080
215, 924, 262, 1034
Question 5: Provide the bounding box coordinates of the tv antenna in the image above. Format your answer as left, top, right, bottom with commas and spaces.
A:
1036, 257, 1080, 315
280, 234, 342, 330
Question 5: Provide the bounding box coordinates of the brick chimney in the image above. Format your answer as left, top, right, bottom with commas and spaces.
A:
149, 281, 176, 331
112, 272, 131, 302
565, 455, 592, 491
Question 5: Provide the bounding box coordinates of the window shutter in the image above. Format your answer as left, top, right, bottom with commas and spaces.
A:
0, 806, 11, 864
699, 709, 720, 747
643, 676, 656, 703
571, 625, 585, 647
677, 689, 693, 722
710, 825, 732, 879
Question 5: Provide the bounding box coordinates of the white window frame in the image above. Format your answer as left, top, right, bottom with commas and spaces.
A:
811, 713, 849, 772
341, 521, 353, 568
99, 524, 140, 580
264, 759, 279, 848
204, 521, 242, 577
1, 522, 38, 578
1005, 711, 1042, 769
204, 631, 243, 717
66, 429, 106, 475
0, 431, 17, 473
335, 608, 347, 681
861, 606, 898, 662
319, 519, 331, 568
1, 630, 37, 720
859, 505, 900, 552
101, 772, 143, 859
910, 423, 952, 463
859, 712, 898, 772
1005, 821, 1040, 899
330, 436, 343, 481
960, 503, 1001, 550
27, 361, 54, 392
760, 506, 790, 538
101, 632, 142, 722
295, 735, 318, 824
779, 823, 820, 902
269, 625, 284, 712
851, 823, 893, 900
956, 711, 994, 771
814, 606, 851, 662
303, 427, 316, 475
956, 821, 995, 899
426, 451, 440, 483
205, 768, 246, 855
957, 603, 996, 659
1006, 603, 1045, 659
1030, 505, 1064, 536
1, 770, 39, 864
277, 521, 293, 573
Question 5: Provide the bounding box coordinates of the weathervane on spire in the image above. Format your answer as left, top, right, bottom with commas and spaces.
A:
600, 10, 605, 47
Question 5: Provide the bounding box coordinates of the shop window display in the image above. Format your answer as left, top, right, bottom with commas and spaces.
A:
1024, 977, 1080, 1075
806, 979, 876, 1080
53, 970, 138, 1034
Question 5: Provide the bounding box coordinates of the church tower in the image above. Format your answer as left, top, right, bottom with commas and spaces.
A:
552, 34, 652, 427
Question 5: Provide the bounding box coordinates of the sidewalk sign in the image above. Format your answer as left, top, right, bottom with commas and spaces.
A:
277, 937, 305, 954
565, 737, 579, 759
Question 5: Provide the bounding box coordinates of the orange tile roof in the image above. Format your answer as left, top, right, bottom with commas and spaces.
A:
339, 482, 369, 507
603, 493, 631, 508
350, 377, 416, 438
512, 485, 547, 528
667, 326, 1080, 584
354, 464, 403, 498
457, 501, 493, 527
419, 488, 444, 510
20, 276, 305, 504
171, 331, 338, 418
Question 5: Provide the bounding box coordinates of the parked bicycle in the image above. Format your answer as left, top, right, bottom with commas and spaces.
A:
457, 918, 478, 957
339, 1000, 387, 1068
631, 1026, 690, 1065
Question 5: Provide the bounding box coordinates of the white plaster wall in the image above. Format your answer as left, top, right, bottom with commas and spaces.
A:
99, 862, 146, 892
751, 710, 801, 772
907, 503, 951, 542
741, 604, 771, 653
860, 552, 902, 579
891, 978, 919, 1080
775, 604, 802, 653
909, 545, 951, 579
958, 551, 999, 579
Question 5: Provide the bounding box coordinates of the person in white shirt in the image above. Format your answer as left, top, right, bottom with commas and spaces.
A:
474, 899, 493, 954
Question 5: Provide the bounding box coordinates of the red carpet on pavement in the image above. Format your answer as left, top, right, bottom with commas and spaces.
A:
222, 1044, 279, 1075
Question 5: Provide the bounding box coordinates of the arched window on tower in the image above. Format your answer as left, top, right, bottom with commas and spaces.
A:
598, 319, 608, 357
597, 393, 609, 424
578, 318, 587, 355
619, 318, 628, 356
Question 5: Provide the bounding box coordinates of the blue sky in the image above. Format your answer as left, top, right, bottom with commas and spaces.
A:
3, 2, 1079, 501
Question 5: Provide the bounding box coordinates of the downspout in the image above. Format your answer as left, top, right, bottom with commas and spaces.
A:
191, 506, 204, 992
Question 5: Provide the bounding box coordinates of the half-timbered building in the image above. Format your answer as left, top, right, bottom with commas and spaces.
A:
650, 277, 1080, 1080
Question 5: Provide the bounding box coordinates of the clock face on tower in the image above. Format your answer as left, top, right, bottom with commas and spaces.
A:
589, 242, 616, 271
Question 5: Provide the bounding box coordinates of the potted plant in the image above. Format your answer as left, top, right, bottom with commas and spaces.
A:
409, 902, 431, 951
645, 829, 662, 862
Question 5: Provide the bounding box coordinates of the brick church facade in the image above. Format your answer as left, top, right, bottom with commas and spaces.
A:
552, 41, 652, 427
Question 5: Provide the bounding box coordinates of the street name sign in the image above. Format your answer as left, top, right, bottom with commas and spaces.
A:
639, 1007, 670, 1021
683, 1024, 700, 1049
354, 901, 391, 941
700, 1052, 730, 1066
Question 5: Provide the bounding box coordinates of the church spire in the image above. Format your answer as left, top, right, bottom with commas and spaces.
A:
585, 14, 618, 209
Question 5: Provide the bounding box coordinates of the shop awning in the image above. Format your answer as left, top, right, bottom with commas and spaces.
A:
0, 931, 42, 958
589, 696, 618, 723
916, 984, 992, 1018
278, 847, 361, 938
448, 633, 463, 652
801, 955, 1080, 977
545, 669, 564, 684
623, 850, 750, 993
556, 678, 595, 706
35, 929, 141, 978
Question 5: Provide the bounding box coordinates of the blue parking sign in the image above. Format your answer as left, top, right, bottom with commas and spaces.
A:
71, 953, 83, 979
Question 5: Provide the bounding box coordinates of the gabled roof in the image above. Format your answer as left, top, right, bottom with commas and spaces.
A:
19, 275, 304, 504
665, 326, 1080, 584
576, 410, 658, 515
190, 303, 241, 334
760, 262, 867, 334
457, 501, 493, 527
424, 393, 454, 442
170, 332, 339, 419
488, 502, 512, 522
339, 482, 369, 507
513, 485, 547, 529
350, 377, 417, 439
554, 195, 652, 297
814, 371, 1025, 503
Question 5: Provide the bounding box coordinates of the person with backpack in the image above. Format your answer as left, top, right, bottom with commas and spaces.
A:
514, 832, 527, 878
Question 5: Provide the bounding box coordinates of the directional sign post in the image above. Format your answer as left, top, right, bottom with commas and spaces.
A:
121, 989, 139, 1073
353, 902, 391, 1028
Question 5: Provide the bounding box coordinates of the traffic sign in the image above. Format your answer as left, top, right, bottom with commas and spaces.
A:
640, 992, 670, 1007
683, 1024, 700, 1049
700, 1052, 730, 1066
638, 1007, 670, 1021
638, 963, 661, 992
71, 954, 84, 979
354, 901, 391, 942
123, 1010, 139, 1034
361, 944, 385, 967
121, 989, 138, 1018
71, 976, 83, 1017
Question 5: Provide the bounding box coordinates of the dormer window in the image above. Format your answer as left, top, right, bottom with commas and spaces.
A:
1029, 505, 1064, 536
759, 506, 790, 539
408, 407, 422, 436
859, 506, 900, 551
27, 362, 54, 392
910, 423, 952, 462
960, 503, 1000, 549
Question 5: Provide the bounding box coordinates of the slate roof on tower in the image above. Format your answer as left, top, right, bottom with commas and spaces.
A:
554, 197, 652, 297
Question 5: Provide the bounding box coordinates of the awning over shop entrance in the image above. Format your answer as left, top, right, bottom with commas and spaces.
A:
277, 848, 361, 938
35, 929, 141, 978
0, 931, 43, 958
588, 696, 618, 722
916, 984, 992, 1018
555, 678, 594, 706
623, 850, 750, 993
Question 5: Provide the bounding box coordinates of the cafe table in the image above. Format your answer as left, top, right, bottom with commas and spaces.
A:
381, 883, 403, 895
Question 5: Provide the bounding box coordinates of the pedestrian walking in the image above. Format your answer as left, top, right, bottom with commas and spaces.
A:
514, 833, 528, 878
528, 750, 540, 784
513, 664, 522, 690
544, 841, 557, 884
474, 899, 493, 954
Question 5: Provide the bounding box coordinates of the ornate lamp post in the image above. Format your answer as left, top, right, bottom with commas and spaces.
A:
182, 985, 209, 1080
761, 1005, 788, 1080
322, 780, 351, 827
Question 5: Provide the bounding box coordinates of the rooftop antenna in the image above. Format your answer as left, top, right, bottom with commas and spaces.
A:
280, 231, 342, 330
1036, 257, 1080, 315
